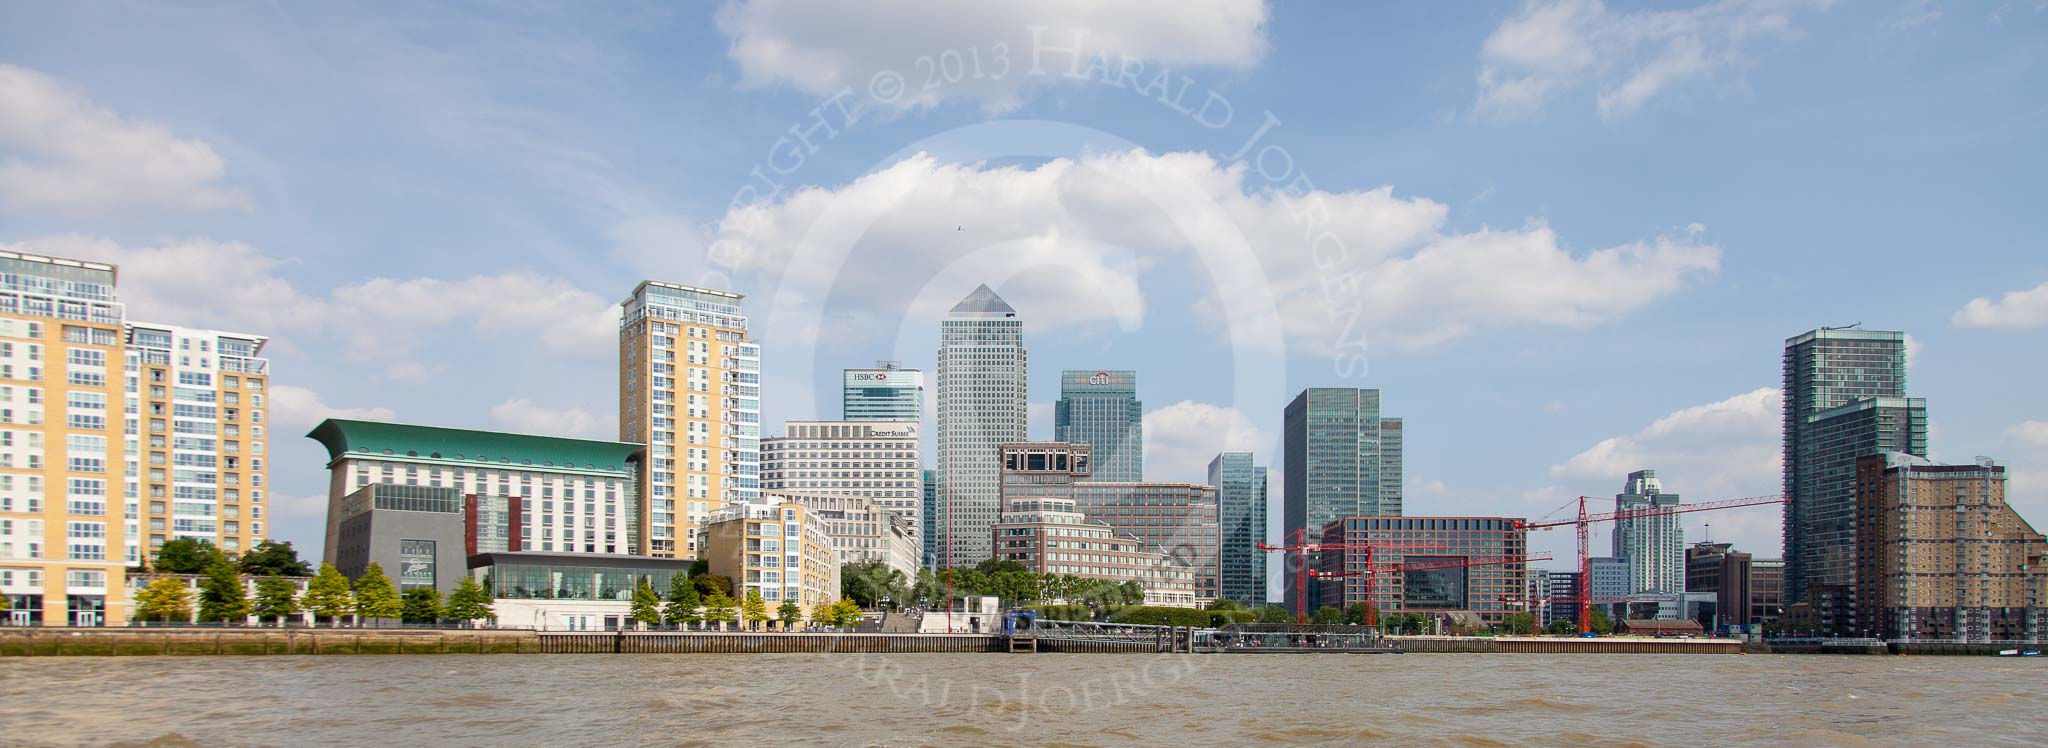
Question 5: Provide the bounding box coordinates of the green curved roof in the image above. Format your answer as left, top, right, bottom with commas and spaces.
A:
307, 419, 643, 473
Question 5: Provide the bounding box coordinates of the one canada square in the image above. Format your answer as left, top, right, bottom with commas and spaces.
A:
934, 285, 1027, 568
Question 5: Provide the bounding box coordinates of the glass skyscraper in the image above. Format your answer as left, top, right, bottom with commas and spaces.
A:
1053, 370, 1142, 483
1209, 452, 1268, 605
934, 284, 1026, 568
1612, 470, 1682, 594
842, 363, 923, 422
1283, 388, 1402, 612
1781, 327, 1919, 604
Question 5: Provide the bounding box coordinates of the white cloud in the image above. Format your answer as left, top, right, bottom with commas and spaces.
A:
2006, 420, 2048, 449
1141, 400, 1268, 484
2000, 421, 2048, 535
717, 0, 1270, 112
0, 64, 247, 212
706, 149, 1718, 355
1476, 0, 1830, 120
1891, 0, 1943, 29
490, 399, 611, 440
1, 235, 618, 378
268, 385, 396, 433
1953, 280, 2048, 328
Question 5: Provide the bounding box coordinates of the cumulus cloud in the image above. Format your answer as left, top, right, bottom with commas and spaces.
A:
490, 399, 612, 439
1953, 280, 2048, 328
0, 64, 247, 212
704, 149, 1718, 355
268, 385, 397, 433
716, 0, 1269, 112
1476, 0, 1830, 120
1, 235, 618, 378
1141, 400, 1269, 484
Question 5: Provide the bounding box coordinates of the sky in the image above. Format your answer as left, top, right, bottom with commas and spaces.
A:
3, 1, 2046, 582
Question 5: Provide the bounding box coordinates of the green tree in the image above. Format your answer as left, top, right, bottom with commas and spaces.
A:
1255, 605, 1293, 623
778, 599, 803, 630
444, 575, 495, 625
741, 589, 769, 630
154, 538, 227, 574
665, 578, 702, 629
1546, 618, 1576, 635
833, 598, 866, 628
1310, 605, 1346, 625
688, 558, 710, 577
133, 577, 193, 623
692, 573, 733, 600
1206, 598, 1242, 611
975, 558, 1028, 576
353, 563, 402, 623
1119, 581, 1145, 605
910, 568, 944, 606
197, 557, 250, 623
1499, 612, 1535, 636
237, 540, 312, 577
842, 560, 908, 609
1590, 606, 1615, 636
252, 575, 300, 625
401, 587, 442, 625
1344, 602, 1378, 626
302, 563, 354, 625
630, 578, 662, 628
703, 590, 739, 628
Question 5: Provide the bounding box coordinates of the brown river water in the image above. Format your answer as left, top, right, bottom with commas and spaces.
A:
2, 653, 2043, 746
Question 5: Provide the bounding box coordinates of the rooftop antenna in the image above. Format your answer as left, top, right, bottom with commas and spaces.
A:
1824, 322, 1863, 330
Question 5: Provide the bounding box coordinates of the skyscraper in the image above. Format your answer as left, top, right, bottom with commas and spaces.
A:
919, 468, 937, 570
842, 363, 923, 422
761, 419, 921, 556
1612, 470, 1682, 594
125, 324, 272, 563
1283, 388, 1402, 612
1781, 327, 1916, 603
1054, 369, 1142, 483
934, 284, 1026, 568
618, 281, 760, 559
1209, 452, 1268, 605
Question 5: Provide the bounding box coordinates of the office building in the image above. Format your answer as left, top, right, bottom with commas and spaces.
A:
933, 284, 1026, 568
123, 323, 271, 565
776, 491, 919, 579
1853, 453, 2047, 642
1686, 542, 1753, 632
1782, 327, 1913, 603
309, 418, 645, 594
1317, 516, 1528, 624
1613, 470, 1682, 594
1209, 452, 1268, 605
842, 362, 923, 422
1750, 559, 1785, 626
1544, 570, 1581, 629
920, 468, 936, 570
1070, 482, 1219, 600
1283, 388, 1402, 611
471, 551, 693, 631
1589, 556, 1630, 604
761, 419, 921, 544
989, 442, 1199, 607
702, 496, 840, 616
1054, 370, 1142, 482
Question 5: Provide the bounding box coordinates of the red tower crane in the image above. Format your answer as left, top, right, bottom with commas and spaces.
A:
1516, 494, 1786, 635
1260, 528, 1549, 625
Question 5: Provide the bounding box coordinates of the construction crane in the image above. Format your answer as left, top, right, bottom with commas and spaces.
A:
1516, 494, 1787, 635
1260, 528, 1548, 624
1319, 553, 1552, 628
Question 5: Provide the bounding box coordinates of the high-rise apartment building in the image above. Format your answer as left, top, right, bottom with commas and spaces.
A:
618, 281, 760, 559
123, 323, 270, 566
0, 251, 274, 626
703, 497, 841, 616
1794, 395, 1926, 604
1209, 452, 1267, 605
761, 419, 921, 542
1054, 370, 1142, 483
842, 363, 923, 422
1782, 327, 1913, 604
1853, 453, 2046, 643
1613, 469, 1682, 594
1283, 388, 1402, 611
933, 284, 1025, 569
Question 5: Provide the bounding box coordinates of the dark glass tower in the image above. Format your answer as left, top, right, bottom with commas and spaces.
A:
1209, 452, 1268, 605
1053, 370, 1142, 483
1782, 327, 1920, 604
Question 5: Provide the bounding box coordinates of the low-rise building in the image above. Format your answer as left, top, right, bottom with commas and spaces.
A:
774, 491, 919, 579
1317, 516, 1529, 624
471, 550, 691, 631
702, 497, 840, 618
1853, 453, 2048, 642
991, 442, 1199, 607
1069, 482, 1219, 599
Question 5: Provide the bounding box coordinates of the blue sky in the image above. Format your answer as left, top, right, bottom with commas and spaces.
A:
3, 1, 2046, 575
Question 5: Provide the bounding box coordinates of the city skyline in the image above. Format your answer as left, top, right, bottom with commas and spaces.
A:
3, 3, 2045, 580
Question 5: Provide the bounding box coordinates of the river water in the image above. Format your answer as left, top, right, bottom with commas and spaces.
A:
2, 653, 2042, 746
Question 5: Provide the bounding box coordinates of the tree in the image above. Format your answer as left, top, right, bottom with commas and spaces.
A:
252, 575, 300, 625
237, 540, 312, 577
155, 538, 227, 575
1206, 598, 1242, 611
1499, 612, 1535, 636
444, 575, 495, 625
133, 577, 193, 623
1546, 618, 1576, 635
778, 599, 803, 630
692, 573, 733, 600
665, 578, 702, 629
703, 590, 739, 628
1344, 603, 1377, 626
630, 578, 662, 628
842, 561, 908, 609
401, 587, 442, 625
688, 558, 710, 578
302, 564, 354, 625
740, 589, 769, 630
1119, 581, 1145, 606
1310, 606, 1346, 625
197, 558, 250, 623
834, 598, 866, 628
975, 558, 1028, 576
1590, 606, 1615, 636
354, 563, 402, 623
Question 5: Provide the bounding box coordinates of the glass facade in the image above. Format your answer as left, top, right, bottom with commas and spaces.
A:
1069, 482, 1219, 598
398, 539, 437, 590
1284, 389, 1402, 611
1053, 370, 1142, 483
1781, 328, 1912, 604
1319, 517, 1526, 622
1612, 470, 1683, 594
934, 284, 1026, 568
1793, 396, 1926, 601
1209, 452, 1268, 605
842, 365, 923, 422
477, 558, 684, 601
